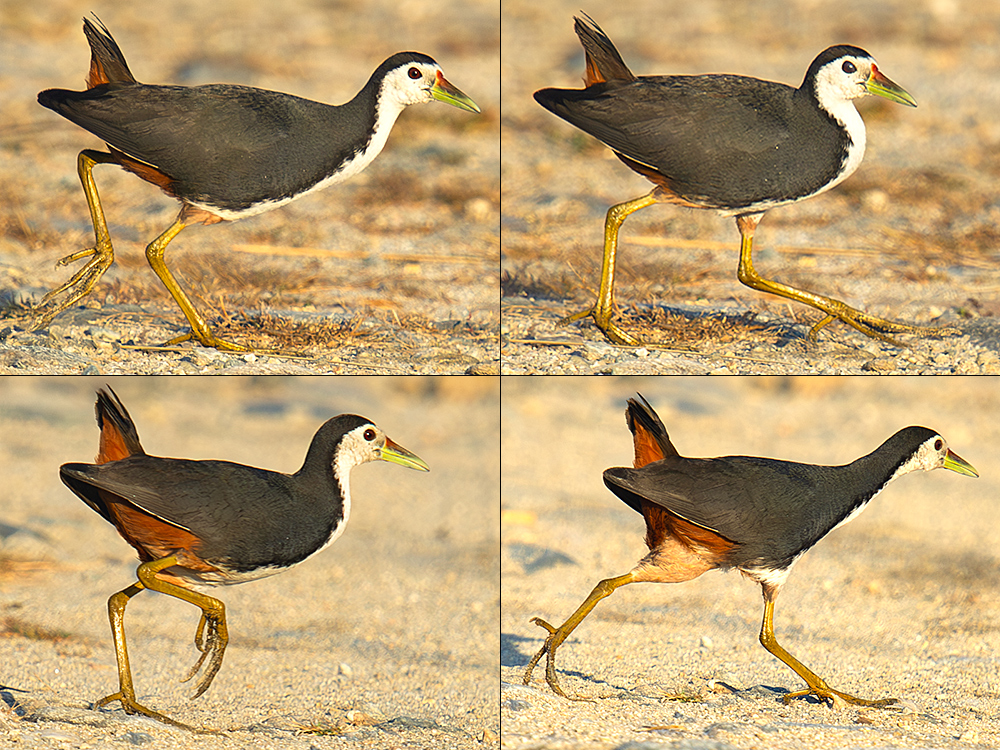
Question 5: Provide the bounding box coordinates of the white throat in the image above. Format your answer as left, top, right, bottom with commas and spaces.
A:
813, 90, 868, 195
312, 444, 357, 556
188, 89, 407, 222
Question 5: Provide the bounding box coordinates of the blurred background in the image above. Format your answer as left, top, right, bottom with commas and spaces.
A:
0, 0, 498, 362
1, 376, 498, 745
502, 376, 1000, 744
501, 0, 1000, 356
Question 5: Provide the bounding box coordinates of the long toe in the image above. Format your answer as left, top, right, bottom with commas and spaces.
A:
94, 691, 215, 733
22, 243, 115, 332
601, 323, 641, 347
781, 685, 897, 708
189, 640, 227, 699
815, 307, 961, 346
558, 307, 642, 346
832, 689, 898, 708
161, 330, 251, 352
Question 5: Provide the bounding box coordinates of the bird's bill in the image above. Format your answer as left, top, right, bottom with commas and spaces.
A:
432, 71, 481, 113
866, 65, 917, 107
943, 449, 978, 478
380, 437, 430, 472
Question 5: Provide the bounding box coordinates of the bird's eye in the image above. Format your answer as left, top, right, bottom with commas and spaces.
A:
408, 67, 421, 80
842, 60, 856, 74
364, 428, 376, 441
934, 439, 943, 451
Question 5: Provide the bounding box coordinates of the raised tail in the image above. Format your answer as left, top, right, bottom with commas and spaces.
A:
83, 15, 136, 88
625, 394, 678, 467
95, 387, 145, 464
574, 13, 635, 85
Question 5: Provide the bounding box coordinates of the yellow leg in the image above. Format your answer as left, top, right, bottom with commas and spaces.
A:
24, 150, 119, 331
735, 213, 958, 347
559, 192, 660, 346
523, 572, 635, 700
758, 596, 896, 708
94, 556, 224, 733
142, 217, 249, 351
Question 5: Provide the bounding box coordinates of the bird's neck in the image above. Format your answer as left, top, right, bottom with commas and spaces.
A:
806, 85, 868, 190
827, 444, 915, 532
335, 79, 409, 182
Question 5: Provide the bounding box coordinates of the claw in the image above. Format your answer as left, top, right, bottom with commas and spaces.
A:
558, 307, 642, 346
179, 612, 228, 698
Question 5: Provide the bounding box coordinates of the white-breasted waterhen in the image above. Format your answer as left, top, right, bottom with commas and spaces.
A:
28, 16, 479, 351
524, 394, 978, 706
60, 387, 429, 731
535, 15, 953, 347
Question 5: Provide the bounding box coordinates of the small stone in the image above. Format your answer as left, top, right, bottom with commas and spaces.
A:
464, 198, 493, 222
861, 189, 889, 213
338, 662, 353, 677
344, 710, 378, 725
861, 358, 895, 372
37, 729, 78, 743
85, 326, 119, 342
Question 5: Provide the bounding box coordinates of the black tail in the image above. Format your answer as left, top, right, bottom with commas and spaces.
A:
625, 393, 677, 467
574, 13, 635, 85
83, 15, 136, 88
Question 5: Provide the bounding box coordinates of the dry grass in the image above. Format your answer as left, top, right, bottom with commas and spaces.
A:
501, 268, 578, 301
577, 305, 780, 348
212, 308, 376, 352
0, 616, 72, 644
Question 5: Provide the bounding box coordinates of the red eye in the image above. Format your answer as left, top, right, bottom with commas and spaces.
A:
934, 439, 943, 450
364, 429, 376, 441
408, 67, 421, 80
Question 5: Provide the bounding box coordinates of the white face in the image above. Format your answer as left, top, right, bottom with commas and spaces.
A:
381, 61, 443, 108
815, 54, 876, 103
336, 422, 390, 472
895, 434, 952, 476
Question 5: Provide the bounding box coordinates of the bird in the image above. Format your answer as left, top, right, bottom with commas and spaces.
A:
534, 14, 952, 347
27, 15, 480, 351
523, 394, 978, 706
60, 386, 430, 731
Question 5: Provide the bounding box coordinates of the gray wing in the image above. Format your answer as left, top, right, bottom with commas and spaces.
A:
604, 456, 845, 565
536, 75, 846, 208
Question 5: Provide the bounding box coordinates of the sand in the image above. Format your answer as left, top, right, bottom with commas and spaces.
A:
500, 0, 1000, 373
1, 376, 499, 749
502, 377, 1000, 749
0, 0, 499, 373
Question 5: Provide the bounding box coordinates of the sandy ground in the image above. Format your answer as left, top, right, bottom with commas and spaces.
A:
501, 0, 1000, 373
501, 377, 1000, 749
0, 376, 499, 749
0, 0, 499, 373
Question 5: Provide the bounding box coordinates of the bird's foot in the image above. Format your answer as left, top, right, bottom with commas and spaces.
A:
19, 242, 115, 332
160, 328, 303, 356
161, 329, 251, 353
781, 683, 897, 708
522, 617, 595, 702
559, 306, 641, 346
94, 691, 217, 733
809, 309, 960, 348
180, 612, 228, 699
